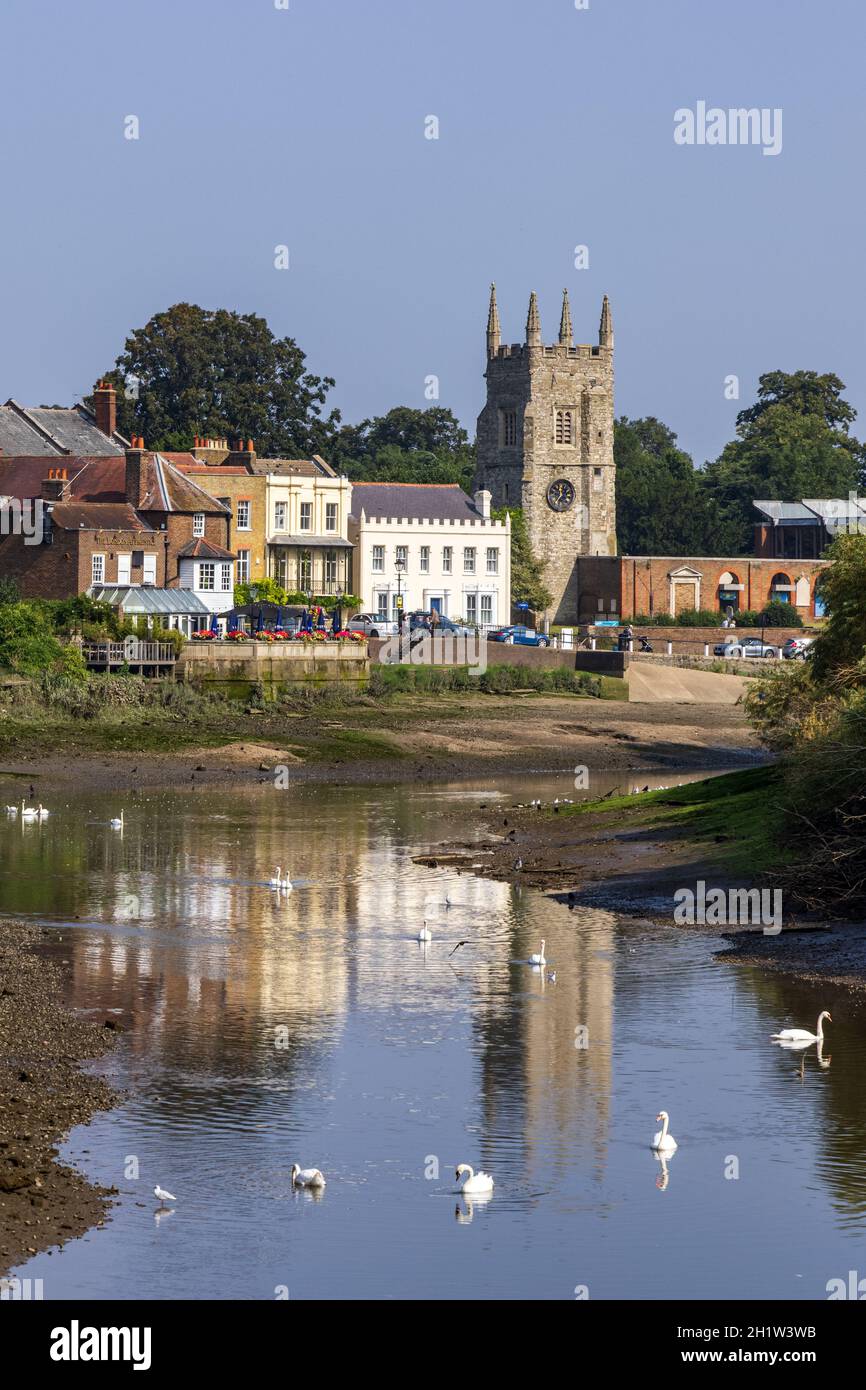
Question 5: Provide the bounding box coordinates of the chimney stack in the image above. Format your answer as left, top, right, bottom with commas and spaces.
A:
474, 488, 491, 520
125, 445, 148, 507
42, 466, 71, 502
93, 380, 117, 439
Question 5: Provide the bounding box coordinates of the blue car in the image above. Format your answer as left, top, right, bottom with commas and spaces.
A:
487, 625, 550, 648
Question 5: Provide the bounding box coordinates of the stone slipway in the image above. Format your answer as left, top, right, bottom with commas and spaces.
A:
626, 662, 746, 704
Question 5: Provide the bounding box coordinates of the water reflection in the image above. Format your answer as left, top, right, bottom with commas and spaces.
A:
0, 776, 864, 1300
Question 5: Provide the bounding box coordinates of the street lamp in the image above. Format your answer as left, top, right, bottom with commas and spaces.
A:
394, 555, 406, 631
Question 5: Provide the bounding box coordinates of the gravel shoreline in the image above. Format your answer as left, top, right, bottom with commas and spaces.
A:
0, 920, 121, 1281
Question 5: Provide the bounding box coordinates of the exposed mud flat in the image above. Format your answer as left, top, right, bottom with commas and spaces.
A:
0, 921, 120, 1280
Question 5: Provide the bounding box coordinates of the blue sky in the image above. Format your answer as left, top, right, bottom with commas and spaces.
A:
2, 0, 864, 464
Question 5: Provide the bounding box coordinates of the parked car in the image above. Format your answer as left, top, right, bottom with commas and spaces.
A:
713, 637, 780, 659
782, 636, 814, 660
347, 613, 399, 638
409, 611, 476, 637
487, 625, 550, 648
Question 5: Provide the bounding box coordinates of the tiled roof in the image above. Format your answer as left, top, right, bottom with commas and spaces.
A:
176, 538, 236, 560
0, 456, 126, 502
0, 400, 127, 456
350, 482, 483, 522
249, 454, 337, 478
50, 502, 153, 532
137, 455, 230, 514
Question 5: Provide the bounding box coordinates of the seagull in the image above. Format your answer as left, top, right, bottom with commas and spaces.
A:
448, 941, 468, 957
154, 1185, 176, 1202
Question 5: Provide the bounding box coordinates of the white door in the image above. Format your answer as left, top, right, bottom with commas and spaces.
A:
117, 554, 131, 585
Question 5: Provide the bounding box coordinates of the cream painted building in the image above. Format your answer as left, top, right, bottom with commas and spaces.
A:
349, 483, 511, 626
262, 463, 353, 597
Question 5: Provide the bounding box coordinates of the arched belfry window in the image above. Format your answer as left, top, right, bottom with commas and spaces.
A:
555, 409, 574, 445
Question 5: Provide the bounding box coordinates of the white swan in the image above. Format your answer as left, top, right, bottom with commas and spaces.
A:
5, 804, 18, 816
36, 804, 49, 820
455, 1163, 494, 1195
528, 939, 546, 966
269, 866, 284, 889
21, 802, 38, 820
651, 1110, 678, 1154
771, 1010, 831, 1045
417, 921, 432, 942
110, 811, 124, 829
291, 1164, 325, 1189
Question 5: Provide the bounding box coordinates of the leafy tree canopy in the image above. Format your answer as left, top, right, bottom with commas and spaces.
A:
614, 417, 717, 555
809, 534, 866, 682
329, 407, 475, 489
493, 507, 552, 614
89, 303, 340, 457
703, 371, 866, 553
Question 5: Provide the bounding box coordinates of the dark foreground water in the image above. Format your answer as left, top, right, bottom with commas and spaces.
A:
2, 771, 864, 1300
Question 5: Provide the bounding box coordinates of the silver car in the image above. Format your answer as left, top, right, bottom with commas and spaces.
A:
713, 637, 780, 659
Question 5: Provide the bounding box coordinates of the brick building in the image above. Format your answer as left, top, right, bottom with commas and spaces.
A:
574, 553, 829, 624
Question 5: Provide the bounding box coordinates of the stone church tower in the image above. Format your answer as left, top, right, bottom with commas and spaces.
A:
474, 286, 617, 624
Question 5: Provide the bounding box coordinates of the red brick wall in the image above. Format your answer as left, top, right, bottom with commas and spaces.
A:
0, 527, 164, 599
574, 555, 828, 622
141, 512, 231, 587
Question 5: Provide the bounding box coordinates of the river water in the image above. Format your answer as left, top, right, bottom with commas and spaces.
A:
3, 772, 865, 1301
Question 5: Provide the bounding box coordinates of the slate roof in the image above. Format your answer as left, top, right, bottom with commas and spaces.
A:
137, 455, 229, 514
50, 503, 153, 532
176, 538, 236, 560
0, 400, 127, 456
350, 482, 483, 522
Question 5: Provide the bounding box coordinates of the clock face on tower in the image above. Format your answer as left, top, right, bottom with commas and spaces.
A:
546, 478, 575, 512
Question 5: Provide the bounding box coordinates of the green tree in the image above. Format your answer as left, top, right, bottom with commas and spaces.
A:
233, 576, 289, 608
0, 601, 81, 679
614, 417, 715, 554
88, 303, 340, 456
494, 507, 552, 614
329, 407, 475, 488
809, 533, 866, 682
703, 371, 866, 553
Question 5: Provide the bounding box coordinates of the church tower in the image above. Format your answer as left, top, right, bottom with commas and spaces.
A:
475, 286, 617, 624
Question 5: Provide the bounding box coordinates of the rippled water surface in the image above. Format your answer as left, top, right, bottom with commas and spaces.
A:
3, 771, 865, 1300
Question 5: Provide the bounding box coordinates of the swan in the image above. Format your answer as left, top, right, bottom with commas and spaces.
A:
771, 1010, 831, 1045
36, 804, 49, 820
651, 1110, 677, 1154
269, 866, 285, 889
153, 1185, 176, 1202
5, 804, 18, 816
291, 1164, 325, 1189
417, 921, 432, 942
110, 812, 124, 829
21, 802, 38, 820
455, 1163, 494, 1195
528, 940, 546, 966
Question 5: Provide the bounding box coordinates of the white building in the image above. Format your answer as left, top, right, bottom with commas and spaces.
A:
177, 538, 236, 625
349, 484, 511, 627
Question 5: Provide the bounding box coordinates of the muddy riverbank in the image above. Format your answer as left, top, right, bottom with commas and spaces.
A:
0, 922, 120, 1280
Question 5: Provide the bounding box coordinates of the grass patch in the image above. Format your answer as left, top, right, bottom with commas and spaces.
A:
555, 765, 788, 875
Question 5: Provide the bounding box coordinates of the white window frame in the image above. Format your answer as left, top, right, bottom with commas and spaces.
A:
395, 544, 408, 568
142, 553, 157, 585
220, 564, 232, 592
372, 545, 385, 573
91, 553, 105, 585
117, 553, 131, 585
420, 545, 430, 574
325, 502, 338, 532
236, 500, 251, 531
198, 562, 216, 591
274, 501, 287, 531
193, 513, 205, 537
237, 549, 250, 583
299, 501, 312, 532
465, 593, 478, 623
442, 546, 452, 574
486, 547, 498, 575
463, 547, 476, 575
480, 594, 493, 625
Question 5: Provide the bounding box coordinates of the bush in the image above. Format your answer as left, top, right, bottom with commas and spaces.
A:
0, 601, 84, 680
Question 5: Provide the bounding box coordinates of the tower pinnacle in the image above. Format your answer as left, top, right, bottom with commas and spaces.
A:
526, 291, 542, 348
599, 294, 613, 349
486, 283, 501, 357
559, 288, 573, 347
